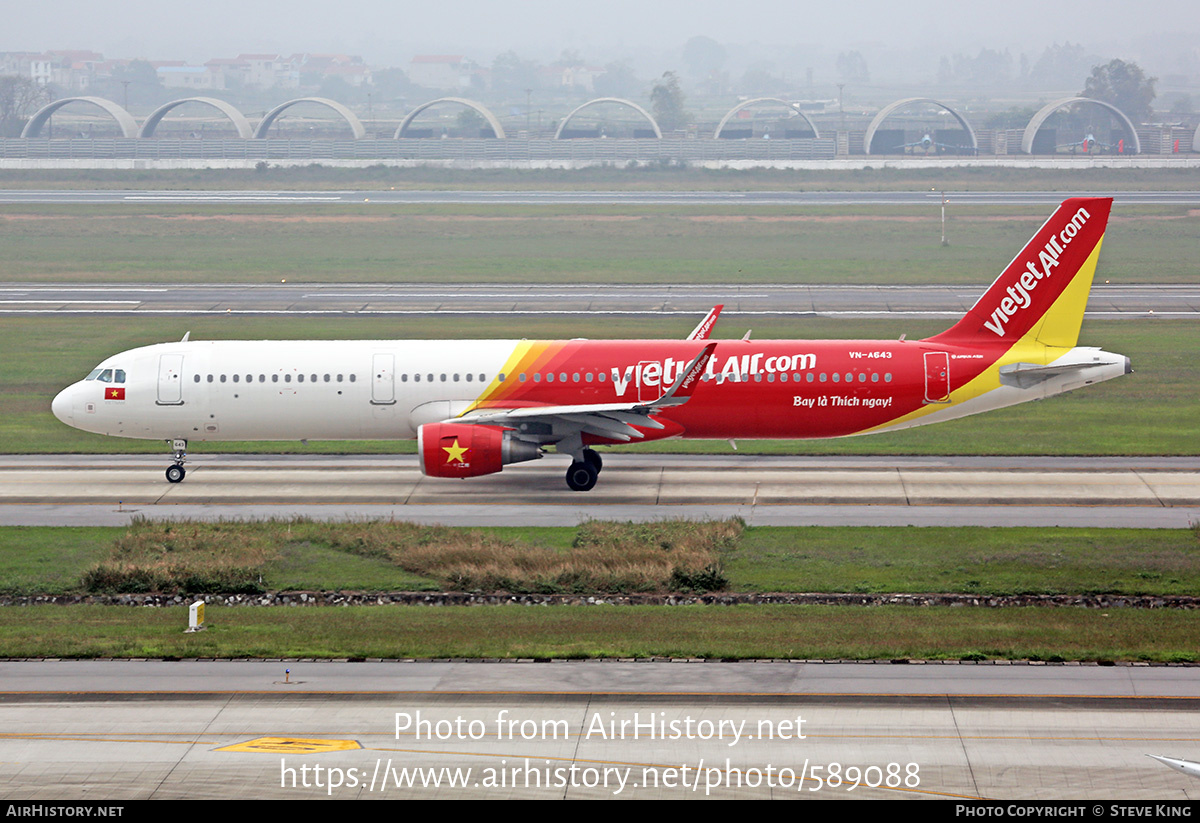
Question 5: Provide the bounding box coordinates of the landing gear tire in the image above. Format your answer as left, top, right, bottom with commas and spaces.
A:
166, 463, 186, 484
582, 448, 602, 473
565, 461, 598, 492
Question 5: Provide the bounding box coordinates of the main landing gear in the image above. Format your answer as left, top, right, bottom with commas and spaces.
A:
165, 438, 187, 483
565, 448, 603, 491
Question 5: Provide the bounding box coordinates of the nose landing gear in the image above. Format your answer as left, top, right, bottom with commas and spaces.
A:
166, 438, 187, 483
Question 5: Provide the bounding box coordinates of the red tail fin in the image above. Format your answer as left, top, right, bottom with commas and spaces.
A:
929, 197, 1111, 349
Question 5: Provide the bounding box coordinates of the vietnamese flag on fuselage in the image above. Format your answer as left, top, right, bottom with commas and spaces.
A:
105, 387, 125, 400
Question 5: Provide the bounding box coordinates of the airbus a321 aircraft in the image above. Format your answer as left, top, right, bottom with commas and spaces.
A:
52, 197, 1128, 492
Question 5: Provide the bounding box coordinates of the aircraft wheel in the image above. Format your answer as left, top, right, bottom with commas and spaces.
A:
582, 448, 602, 473
565, 461, 598, 492
166, 464, 186, 484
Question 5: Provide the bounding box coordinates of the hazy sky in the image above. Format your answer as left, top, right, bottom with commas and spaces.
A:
6, 0, 1198, 68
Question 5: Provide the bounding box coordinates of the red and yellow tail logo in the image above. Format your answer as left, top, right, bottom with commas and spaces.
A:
932, 197, 1111, 350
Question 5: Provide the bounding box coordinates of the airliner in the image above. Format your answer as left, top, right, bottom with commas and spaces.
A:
52, 197, 1128, 491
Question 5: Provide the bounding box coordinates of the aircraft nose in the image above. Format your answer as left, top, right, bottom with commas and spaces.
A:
51, 386, 74, 425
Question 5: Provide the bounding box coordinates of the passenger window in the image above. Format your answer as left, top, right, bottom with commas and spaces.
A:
194, 375, 200, 383
207, 375, 214, 383
285, 374, 292, 383
401, 374, 408, 382
885, 373, 893, 383
297, 374, 304, 383
232, 374, 239, 383
465, 373, 472, 382
220, 374, 227, 383
453, 374, 459, 382
780, 373, 788, 383
533, 373, 541, 383
480, 373, 486, 382
546, 373, 554, 383
350, 374, 357, 382
272, 374, 279, 383
519, 373, 527, 382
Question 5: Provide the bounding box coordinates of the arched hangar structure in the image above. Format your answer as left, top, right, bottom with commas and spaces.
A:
713, 98, 821, 139
554, 98, 662, 139
1021, 97, 1140, 154
21, 96, 139, 138
253, 97, 366, 139
395, 98, 506, 138
138, 97, 254, 138
863, 97, 978, 155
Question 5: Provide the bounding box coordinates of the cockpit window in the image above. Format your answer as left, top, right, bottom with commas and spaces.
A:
85, 368, 125, 383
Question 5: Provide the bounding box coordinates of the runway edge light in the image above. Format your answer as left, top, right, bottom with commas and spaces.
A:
187, 600, 206, 633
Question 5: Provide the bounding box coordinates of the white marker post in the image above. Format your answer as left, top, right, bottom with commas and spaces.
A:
187, 600, 206, 633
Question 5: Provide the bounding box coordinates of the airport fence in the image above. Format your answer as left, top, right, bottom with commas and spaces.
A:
0, 137, 839, 164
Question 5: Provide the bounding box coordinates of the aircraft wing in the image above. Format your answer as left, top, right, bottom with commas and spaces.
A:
455, 342, 718, 441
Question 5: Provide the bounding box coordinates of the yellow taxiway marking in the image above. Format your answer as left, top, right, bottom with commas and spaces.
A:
217, 736, 361, 754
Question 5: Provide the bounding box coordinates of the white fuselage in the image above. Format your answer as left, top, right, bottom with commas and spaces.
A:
52, 340, 516, 442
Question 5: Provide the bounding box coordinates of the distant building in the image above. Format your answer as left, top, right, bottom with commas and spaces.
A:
204, 54, 298, 89
292, 54, 373, 88
409, 55, 476, 91
157, 65, 225, 90
538, 65, 605, 93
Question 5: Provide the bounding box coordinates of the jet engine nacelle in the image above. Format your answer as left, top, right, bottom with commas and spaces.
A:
417, 422, 542, 479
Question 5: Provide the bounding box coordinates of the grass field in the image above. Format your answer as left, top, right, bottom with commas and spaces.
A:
2, 603, 1196, 662
3, 164, 1200, 191
1, 202, 1196, 284
3, 521, 1197, 599
3, 520, 1198, 662
3, 315, 1193, 455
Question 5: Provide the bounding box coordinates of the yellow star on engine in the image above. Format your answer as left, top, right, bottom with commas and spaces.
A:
443, 438, 468, 463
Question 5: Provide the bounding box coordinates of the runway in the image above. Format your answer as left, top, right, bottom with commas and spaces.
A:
2, 660, 1199, 799
3, 189, 1200, 206
0, 282, 1195, 318
2, 455, 1197, 527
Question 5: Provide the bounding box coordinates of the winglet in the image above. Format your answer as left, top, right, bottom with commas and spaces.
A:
649, 342, 717, 407
687, 305, 723, 341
